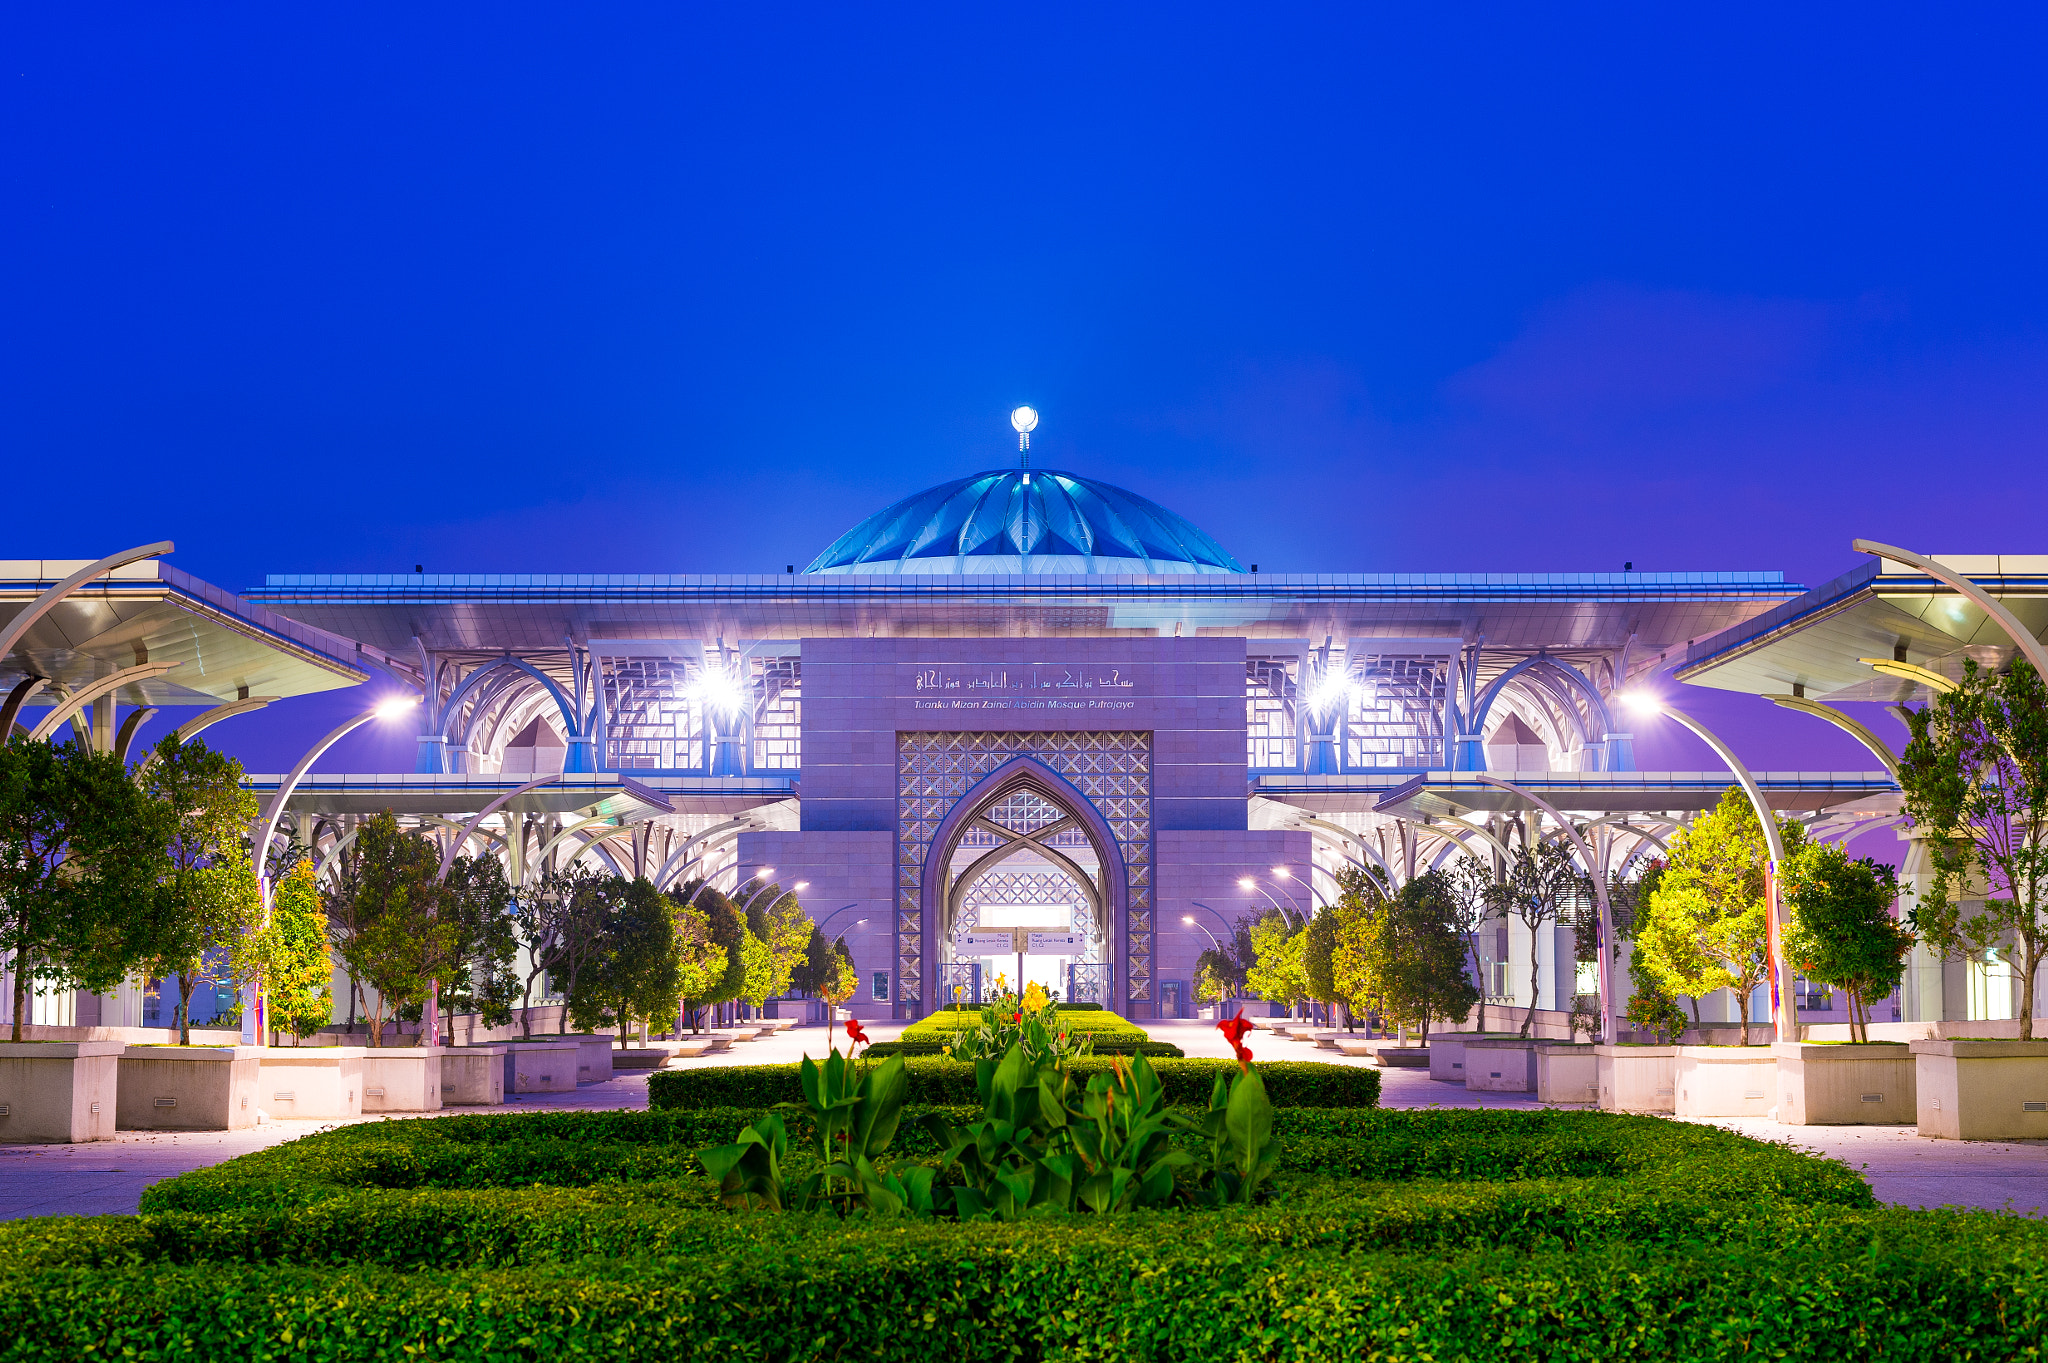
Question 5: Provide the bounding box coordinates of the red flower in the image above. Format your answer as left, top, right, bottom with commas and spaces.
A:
1012, 1012, 1022, 1023
844, 1017, 869, 1047
1218, 1014, 1254, 1067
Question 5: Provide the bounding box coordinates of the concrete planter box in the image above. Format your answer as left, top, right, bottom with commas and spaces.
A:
501, 1041, 579, 1093
1426, 1034, 1523, 1084
359, 1048, 443, 1113
1464, 1038, 1539, 1092
0, 1042, 123, 1143
117, 1045, 261, 1130
1911, 1039, 2048, 1140
1596, 1045, 1677, 1113
257, 1048, 366, 1119
1535, 1043, 1599, 1104
1770, 1042, 1914, 1125
442, 1046, 506, 1106
1674, 1046, 1776, 1118
613, 1048, 669, 1070
574, 1036, 614, 1082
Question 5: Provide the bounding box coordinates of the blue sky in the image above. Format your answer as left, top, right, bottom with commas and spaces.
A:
5, 5, 2044, 800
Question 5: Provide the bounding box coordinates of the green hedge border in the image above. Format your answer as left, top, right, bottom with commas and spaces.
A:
647, 1056, 1378, 1109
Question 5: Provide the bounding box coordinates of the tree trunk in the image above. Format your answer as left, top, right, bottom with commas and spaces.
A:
1736, 986, 1751, 1047
1521, 917, 1542, 1038
2021, 935, 2040, 1044
177, 972, 199, 1046
1469, 943, 1487, 1034
10, 967, 25, 1044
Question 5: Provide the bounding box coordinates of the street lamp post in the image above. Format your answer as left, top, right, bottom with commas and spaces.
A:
1623, 692, 1797, 1038
244, 694, 421, 1045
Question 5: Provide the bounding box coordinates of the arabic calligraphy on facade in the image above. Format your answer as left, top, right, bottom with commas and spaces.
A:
907, 666, 1141, 695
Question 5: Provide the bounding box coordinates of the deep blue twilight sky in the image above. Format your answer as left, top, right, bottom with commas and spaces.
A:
5, 6, 2044, 839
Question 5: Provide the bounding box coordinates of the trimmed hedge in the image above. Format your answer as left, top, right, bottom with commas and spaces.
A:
647, 1056, 1379, 1109
899, 1008, 1149, 1041
135, 1107, 1870, 1219
0, 1105, 2018, 1358
866, 1039, 1186, 1058
1, 1202, 2042, 1359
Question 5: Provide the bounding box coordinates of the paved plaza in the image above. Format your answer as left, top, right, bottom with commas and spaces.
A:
0, 1022, 2038, 1221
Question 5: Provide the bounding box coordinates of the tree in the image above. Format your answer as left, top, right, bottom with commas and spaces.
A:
434, 852, 518, 1044
568, 876, 676, 1043
1374, 874, 1482, 1043
1441, 856, 1500, 1032
739, 882, 813, 1004
136, 736, 261, 1044
1635, 788, 1806, 1046
670, 896, 730, 1033
1496, 834, 1592, 1038
510, 865, 611, 1037
681, 881, 749, 1024
323, 811, 450, 1046
1898, 657, 2048, 1041
816, 936, 858, 1014
1782, 843, 1913, 1044
1194, 947, 1242, 1003
248, 859, 334, 1043
1300, 908, 1343, 1026
737, 927, 777, 1008
0, 738, 174, 1042
1243, 910, 1306, 1016
1325, 868, 1383, 1028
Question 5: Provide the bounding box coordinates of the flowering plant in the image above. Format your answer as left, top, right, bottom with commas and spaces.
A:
1216, 1014, 1255, 1067
941, 979, 1091, 1066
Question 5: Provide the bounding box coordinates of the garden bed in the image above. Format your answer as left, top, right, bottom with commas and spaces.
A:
647, 1056, 1380, 1108
0, 1103, 2033, 1358
0, 1041, 2040, 1363
865, 1039, 1187, 1059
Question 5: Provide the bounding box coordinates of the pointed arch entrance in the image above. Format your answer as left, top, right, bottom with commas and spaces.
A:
897, 732, 1153, 1018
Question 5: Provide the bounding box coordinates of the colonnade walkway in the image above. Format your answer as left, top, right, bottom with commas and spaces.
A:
0, 1020, 2039, 1220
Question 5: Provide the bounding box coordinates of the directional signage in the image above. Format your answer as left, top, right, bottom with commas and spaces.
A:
1026, 932, 1088, 955
954, 932, 1016, 956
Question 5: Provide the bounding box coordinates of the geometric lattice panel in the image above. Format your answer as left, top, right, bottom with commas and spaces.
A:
897, 731, 1153, 1004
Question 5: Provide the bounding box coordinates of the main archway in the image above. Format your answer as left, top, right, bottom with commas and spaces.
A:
914, 753, 1134, 1016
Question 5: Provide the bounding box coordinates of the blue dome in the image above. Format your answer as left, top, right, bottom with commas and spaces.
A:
805, 469, 1247, 576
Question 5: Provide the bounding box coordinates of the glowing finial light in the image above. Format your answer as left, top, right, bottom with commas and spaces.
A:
1010, 405, 1039, 455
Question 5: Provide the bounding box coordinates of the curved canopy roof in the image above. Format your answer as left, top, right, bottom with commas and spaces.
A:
804, 469, 1247, 575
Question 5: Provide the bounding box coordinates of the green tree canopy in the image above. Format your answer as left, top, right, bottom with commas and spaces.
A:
510, 864, 613, 1037
0, 737, 175, 1041
1635, 788, 1805, 1045
1782, 843, 1912, 1044
1243, 910, 1306, 1013
1898, 657, 2048, 1041
1373, 873, 1482, 1042
323, 810, 451, 1046
138, 736, 261, 1043
434, 851, 518, 1042
671, 895, 730, 1032
251, 859, 334, 1042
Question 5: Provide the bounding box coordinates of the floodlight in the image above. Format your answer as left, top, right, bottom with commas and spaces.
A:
374, 696, 421, 720
691, 669, 748, 714
1304, 672, 1351, 714
1010, 406, 1039, 434
1621, 692, 1663, 716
